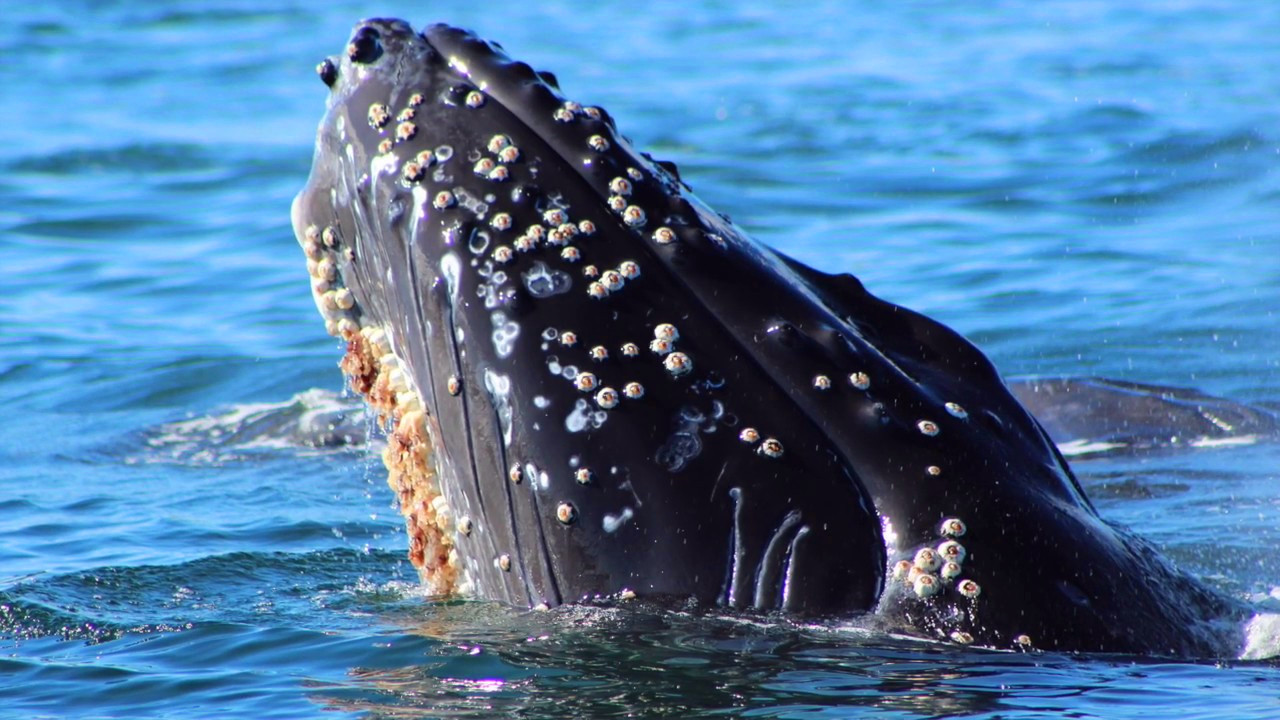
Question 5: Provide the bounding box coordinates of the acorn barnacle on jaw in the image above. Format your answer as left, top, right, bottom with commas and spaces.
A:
496, 554, 512, 571
739, 427, 760, 444
595, 387, 619, 409
620, 342, 640, 357
607, 195, 627, 212
559, 330, 578, 347
937, 540, 966, 564
653, 323, 679, 343
368, 103, 391, 129
757, 437, 784, 458
957, 579, 981, 599
849, 371, 871, 390
492, 246, 514, 264
589, 345, 609, 361
651, 226, 676, 245
622, 206, 647, 227
542, 208, 568, 226
812, 374, 832, 391
509, 466, 523, 484
488, 166, 510, 182
627, 167, 644, 181
913, 547, 942, 572
587, 281, 608, 299
490, 213, 513, 231
618, 260, 641, 280
407, 92, 424, 107
377, 139, 393, 155
912, 573, 941, 598
574, 372, 598, 392
609, 177, 633, 196
395, 121, 416, 142
577, 219, 597, 236
396, 107, 415, 123
465, 90, 486, 108
663, 351, 692, 376
623, 381, 645, 399
433, 191, 455, 209
487, 134, 511, 153
473, 158, 497, 176
587, 134, 610, 152
447, 375, 462, 396
402, 161, 425, 182
575, 467, 594, 485
600, 270, 625, 292
560, 246, 581, 262
649, 338, 672, 355
945, 402, 969, 419
498, 145, 520, 163
940, 517, 967, 538
556, 502, 578, 525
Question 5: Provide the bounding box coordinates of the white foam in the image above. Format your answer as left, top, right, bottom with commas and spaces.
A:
1240, 613, 1280, 660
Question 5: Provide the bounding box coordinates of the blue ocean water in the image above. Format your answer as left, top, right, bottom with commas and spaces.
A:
2, 1, 1279, 717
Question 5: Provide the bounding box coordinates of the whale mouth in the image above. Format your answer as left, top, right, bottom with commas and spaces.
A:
291, 18, 1245, 655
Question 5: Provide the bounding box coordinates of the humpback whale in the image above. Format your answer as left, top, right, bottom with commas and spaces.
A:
291, 18, 1246, 656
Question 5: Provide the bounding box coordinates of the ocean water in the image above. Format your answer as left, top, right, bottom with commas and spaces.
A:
2, 1, 1279, 718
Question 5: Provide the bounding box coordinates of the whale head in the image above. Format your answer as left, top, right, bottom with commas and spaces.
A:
293, 18, 1240, 654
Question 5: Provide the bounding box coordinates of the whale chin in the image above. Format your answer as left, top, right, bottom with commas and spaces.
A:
291, 18, 1245, 655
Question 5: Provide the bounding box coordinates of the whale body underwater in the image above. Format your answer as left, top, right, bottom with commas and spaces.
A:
291, 18, 1250, 656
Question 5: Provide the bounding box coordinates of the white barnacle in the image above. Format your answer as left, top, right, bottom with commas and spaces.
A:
577, 219, 597, 236
950, 631, 974, 645
651, 226, 676, 245
583, 106, 603, 120
940, 517, 967, 538
368, 103, 390, 129
575, 467, 593, 485
433, 190, 455, 209
601, 269, 625, 292
595, 387, 619, 409
465, 90, 485, 108
587, 134, 610, 152
490, 213, 513, 231
618, 260, 640, 280
917, 419, 940, 436
487, 134, 511, 153
587, 281, 608, 299
945, 402, 969, 419
957, 579, 981, 599
757, 437, 784, 458
583, 265, 600, 278
574, 372, 598, 392
653, 323, 679, 343
912, 573, 941, 598
560, 246, 581, 262
492, 246, 514, 264
937, 540, 966, 564
513, 235, 536, 253
620, 342, 639, 357
488, 166, 510, 182
627, 167, 643, 181
940, 561, 962, 581
738, 427, 760, 444
607, 195, 627, 212
458, 516, 473, 536
509, 465, 523, 484
649, 338, 672, 355
559, 330, 578, 346
622, 205, 646, 227
812, 374, 832, 391
446, 376, 462, 396
623, 381, 644, 399
498, 145, 520, 163
555, 502, 578, 525
892, 559, 914, 582
849, 371, 871, 390
496, 554, 511, 571
395, 121, 416, 142
553, 106, 575, 122
542, 208, 567, 226
589, 345, 608, 361
913, 547, 942, 573
926, 465, 943, 476
333, 288, 354, 310
663, 351, 692, 376
609, 177, 632, 196
473, 157, 497, 176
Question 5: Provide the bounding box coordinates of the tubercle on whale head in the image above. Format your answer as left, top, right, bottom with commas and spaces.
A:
292, 18, 1245, 655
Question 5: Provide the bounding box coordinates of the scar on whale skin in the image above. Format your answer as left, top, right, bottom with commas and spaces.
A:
292, 18, 1249, 656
